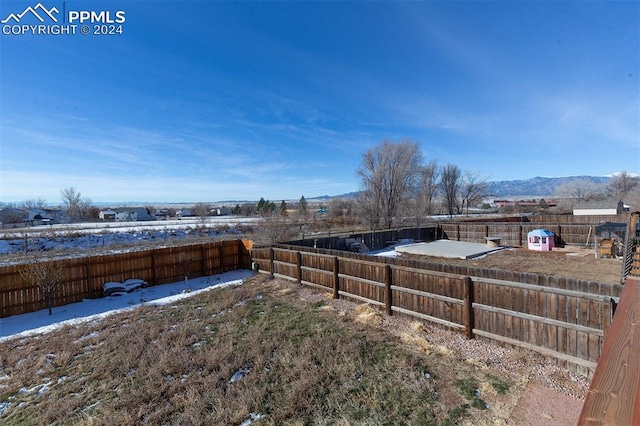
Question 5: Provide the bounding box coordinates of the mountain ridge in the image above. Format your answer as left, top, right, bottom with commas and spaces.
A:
485, 175, 613, 197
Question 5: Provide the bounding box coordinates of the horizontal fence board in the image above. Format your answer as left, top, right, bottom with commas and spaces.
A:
392, 306, 465, 330
338, 290, 383, 306
474, 303, 603, 336
391, 285, 464, 305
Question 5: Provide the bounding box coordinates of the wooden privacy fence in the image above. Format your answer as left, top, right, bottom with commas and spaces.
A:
439, 222, 602, 247
253, 246, 615, 376
0, 240, 252, 318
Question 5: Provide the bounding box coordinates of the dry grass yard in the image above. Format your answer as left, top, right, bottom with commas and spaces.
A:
0, 274, 588, 425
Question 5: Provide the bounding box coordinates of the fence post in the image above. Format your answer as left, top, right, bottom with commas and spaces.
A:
463, 277, 474, 339
333, 256, 339, 299
557, 225, 562, 247
456, 224, 461, 241
385, 264, 393, 316
297, 251, 302, 285
269, 247, 275, 279
518, 225, 523, 247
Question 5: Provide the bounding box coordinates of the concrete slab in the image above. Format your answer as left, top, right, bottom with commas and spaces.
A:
395, 239, 504, 259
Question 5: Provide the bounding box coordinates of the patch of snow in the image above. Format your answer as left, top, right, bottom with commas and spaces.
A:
229, 366, 252, 383
240, 413, 265, 426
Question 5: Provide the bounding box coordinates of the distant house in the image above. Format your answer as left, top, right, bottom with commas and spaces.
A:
527, 229, 555, 251
133, 207, 155, 221
211, 206, 232, 216
573, 200, 625, 216
99, 208, 136, 222
99, 209, 117, 221
99, 207, 155, 222
177, 209, 195, 218
116, 209, 138, 221
24, 208, 53, 226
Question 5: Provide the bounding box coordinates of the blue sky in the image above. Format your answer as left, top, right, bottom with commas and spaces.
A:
1, 1, 638, 203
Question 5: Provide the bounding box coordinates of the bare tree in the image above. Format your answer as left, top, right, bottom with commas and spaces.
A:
356, 139, 422, 229
61, 187, 92, 221
254, 213, 297, 245
20, 257, 65, 315
0, 203, 24, 225
328, 197, 357, 227
626, 184, 640, 210
22, 198, 47, 209
410, 161, 440, 225
193, 203, 210, 227
241, 203, 256, 216
459, 171, 489, 214
145, 205, 157, 218
555, 179, 606, 202
439, 164, 462, 216
608, 171, 639, 201
86, 206, 101, 220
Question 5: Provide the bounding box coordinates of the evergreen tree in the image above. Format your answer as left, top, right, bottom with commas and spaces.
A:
298, 195, 308, 220
279, 200, 288, 217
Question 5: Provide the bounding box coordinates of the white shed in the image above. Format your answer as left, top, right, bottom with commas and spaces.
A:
573, 200, 624, 216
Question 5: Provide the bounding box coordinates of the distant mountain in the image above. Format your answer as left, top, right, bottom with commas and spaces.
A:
486, 176, 611, 197
309, 191, 361, 201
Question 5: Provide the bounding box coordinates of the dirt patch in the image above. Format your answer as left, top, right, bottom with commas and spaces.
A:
404, 245, 622, 284
510, 382, 584, 426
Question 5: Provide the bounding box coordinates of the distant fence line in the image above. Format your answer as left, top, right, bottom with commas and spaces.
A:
252, 244, 619, 377
0, 240, 253, 318
438, 222, 599, 247
294, 214, 629, 252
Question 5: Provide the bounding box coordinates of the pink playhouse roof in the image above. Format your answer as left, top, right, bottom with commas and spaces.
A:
527, 229, 555, 237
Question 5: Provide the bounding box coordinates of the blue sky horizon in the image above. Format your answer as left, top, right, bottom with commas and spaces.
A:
1, 1, 638, 203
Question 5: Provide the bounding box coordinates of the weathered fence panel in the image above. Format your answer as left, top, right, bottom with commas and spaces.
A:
0, 240, 252, 318
391, 266, 466, 330
338, 258, 386, 306
301, 252, 336, 290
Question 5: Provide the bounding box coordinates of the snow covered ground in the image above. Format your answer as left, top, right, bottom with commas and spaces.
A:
0, 270, 254, 341
0, 217, 260, 235
0, 217, 259, 256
